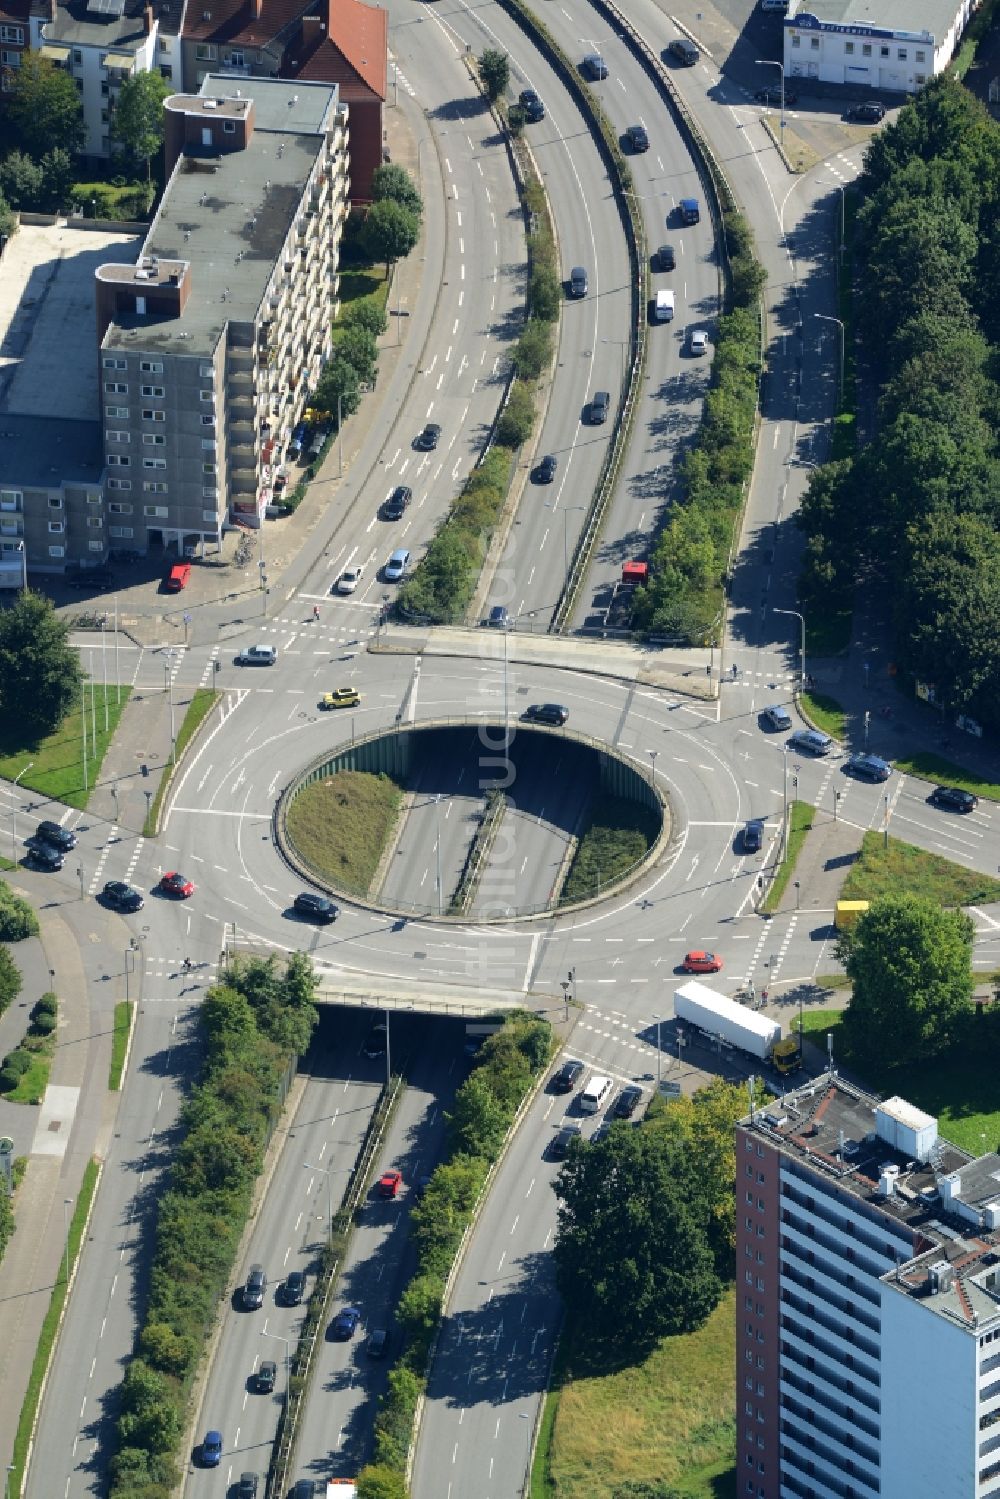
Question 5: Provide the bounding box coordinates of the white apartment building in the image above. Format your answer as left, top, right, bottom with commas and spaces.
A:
36, 0, 160, 159
784, 0, 974, 93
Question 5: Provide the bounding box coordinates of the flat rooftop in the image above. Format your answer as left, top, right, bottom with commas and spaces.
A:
0, 221, 140, 421
103, 77, 339, 359
0, 414, 103, 489
789, 0, 939, 39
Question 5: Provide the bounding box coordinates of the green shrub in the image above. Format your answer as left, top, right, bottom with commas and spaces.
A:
0, 945, 21, 1014
3, 1049, 31, 1077
512, 317, 553, 380
372, 1363, 424, 1469
496, 380, 535, 447
342, 298, 389, 337
0, 883, 39, 941
397, 449, 515, 623
33, 991, 57, 1017
0, 1067, 20, 1093
357, 1466, 409, 1499
30, 1011, 56, 1036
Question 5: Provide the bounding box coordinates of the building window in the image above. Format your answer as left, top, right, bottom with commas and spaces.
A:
87, 517, 103, 528
228, 49, 244, 64
48, 496, 63, 509
915, 72, 926, 83
108, 503, 133, 514
139, 360, 163, 373
141, 385, 165, 398
143, 459, 167, 470
202, 463, 216, 475
142, 434, 165, 446
159, 64, 172, 79
104, 382, 128, 394
106, 431, 130, 443
790, 35, 800, 46
109, 526, 134, 538
199, 364, 214, 377
107, 479, 131, 491
88, 540, 104, 552
200, 415, 214, 427
195, 44, 216, 60
143, 482, 168, 494
49, 545, 66, 558
862, 43, 872, 54
159, 35, 169, 50
48, 521, 64, 534
880, 44, 889, 55
105, 406, 129, 420
142, 409, 165, 422
102, 356, 127, 370
810, 36, 819, 47
200, 390, 214, 402
915, 49, 926, 60
201, 439, 216, 451
107, 454, 130, 466
202, 487, 217, 499
144, 506, 168, 518
201, 508, 217, 521
73, 48, 82, 62
897, 48, 907, 58
0, 24, 25, 41
845, 41, 854, 52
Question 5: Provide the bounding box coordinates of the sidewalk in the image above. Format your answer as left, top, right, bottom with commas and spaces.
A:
770, 811, 862, 920
0, 900, 115, 1472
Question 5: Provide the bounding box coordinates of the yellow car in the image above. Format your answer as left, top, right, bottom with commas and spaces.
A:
320, 688, 361, 710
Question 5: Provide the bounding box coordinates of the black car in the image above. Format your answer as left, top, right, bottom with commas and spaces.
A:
655, 244, 675, 271
549, 1123, 583, 1160
293, 892, 338, 923
551, 1057, 584, 1093
383, 485, 412, 520
847, 101, 885, 122
613, 1084, 643, 1120
238, 1474, 258, 1499
569, 266, 588, 298
366, 1328, 389, 1358
282, 1270, 306, 1306
626, 123, 649, 152
534, 454, 558, 484
35, 820, 76, 851
754, 86, 798, 106
256, 1359, 277, 1393
102, 880, 144, 912
414, 423, 441, 451
65, 567, 115, 590
522, 703, 569, 726
928, 784, 978, 814
519, 89, 545, 121
25, 841, 64, 871
844, 754, 891, 783
291, 1483, 316, 1499
742, 818, 765, 854
242, 1264, 267, 1310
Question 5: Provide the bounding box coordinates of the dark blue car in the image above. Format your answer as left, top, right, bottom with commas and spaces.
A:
331, 1306, 361, 1340
202, 1430, 223, 1467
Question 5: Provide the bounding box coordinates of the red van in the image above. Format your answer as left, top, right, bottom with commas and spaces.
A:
165, 563, 191, 592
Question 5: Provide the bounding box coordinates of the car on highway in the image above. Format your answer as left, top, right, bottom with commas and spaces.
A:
582, 51, 608, 78
626, 123, 649, 151
363, 1022, 387, 1057
761, 704, 792, 731
486, 604, 510, 629
235, 644, 277, 666
742, 818, 765, 853
159, 871, 195, 898
549, 1123, 583, 1160
846, 100, 885, 122
678, 197, 700, 224
519, 88, 545, 121
282, 1270, 306, 1306
844, 753, 891, 782
290, 1482, 316, 1499
589, 389, 610, 424
293, 892, 338, 923
682, 950, 723, 973
384, 548, 410, 582
551, 1057, 584, 1093
336, 564, 364, 594
256, 1359, 277, 1393
569, 265, 588, 297
689, 328, 709, 356
654, 243, 675, 271
366, 1327, 390, 1358
534, 454, 558, 483
613, 1084, 644, 1120
378, 1169, 403, 1198
414, 422, 442, 451
787, 728, 833, 756
383, 484, 412, 519
102, 880, 144, 912
242, 1263, 267, 1309
754, 85, 798, 106
24, 841, 64, 871
35, 820, 76, 851
928, 784, 978, 813
320, 687, 361, 710
201, 1429, 223, 1467
330, 1305, 361, 1340
521, 703, 569, 725
238, 1473, 258, 1498
668, 37, 699, 64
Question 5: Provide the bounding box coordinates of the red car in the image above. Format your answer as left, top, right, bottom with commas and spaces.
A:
682, 950, 723, 974
165, 563, 191, 592
160, 871, 195, 898
377, 1170, 402, 1199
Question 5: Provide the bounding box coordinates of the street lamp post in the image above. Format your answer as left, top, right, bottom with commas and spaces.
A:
755, 57, 787, 137
10, 761, 33, 864
6, 1462, 15, 1499
62, 1196, 72, 1285
125, 936, 138, 1004
652, 1012, 662, 1090
815, 313, 845, 409
649, 749, 658, 784
773, 607, 806, 691
163, 654, 176, 764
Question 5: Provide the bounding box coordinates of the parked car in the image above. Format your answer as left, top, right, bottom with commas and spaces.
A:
844, 753, 891, 782
164, 562, 191, 592
336, 564, 364, 594
847, 101, 885, 122
534, 454, 558, 483
787, 729, 833, 756
256, 1359, 276, 1393
569, 265, 589, 297
293, 892, 338, 922
742, 819, 765, 853
761, 704, 792, 731
201, 1430, 223, 1467
102, 880, 144, 912
626, 123, 649, 151
378, 1169, 402, 1199
159, 871, 195, 898
613, 1084, 644, 1120
320, 687, 361, 710
35, 820, 76, 851
383, 485, 412, 519
330, 1306, 361, 1340
551, 1057, 584, 1093
549, 1123, 583, 1160
928, 784, 978, 813
291, 1482, 316, 1499
242, 1264, 266, 1310
582, 51, 608, 78
682, 950, 723, 973
522, 703, 569, 725
414, 422, 442, 451
519, 89, 545, 121
282, 1270, 306, 1306
235, 644, 277, 666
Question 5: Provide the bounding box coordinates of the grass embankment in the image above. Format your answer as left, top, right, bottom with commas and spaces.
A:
336, 265, 390, 321
0, 685, 131, 811
143, 688, 218, 835
760, 801, 814, 914
9, 1157, 100, 1494
560, 795, 660, 904
286, 770, 403, 897
6, 1034, 55, 1104
800, 691, 848, 741
841, 831, 1000, 908
532, 1289, 736, 1499
892, 750, 1000, 804
109, 1001, 133, 1091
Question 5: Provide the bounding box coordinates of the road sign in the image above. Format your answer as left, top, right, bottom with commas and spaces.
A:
658, 1080, 682, 1098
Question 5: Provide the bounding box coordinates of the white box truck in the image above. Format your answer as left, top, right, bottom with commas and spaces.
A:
673, 980, 800, 1072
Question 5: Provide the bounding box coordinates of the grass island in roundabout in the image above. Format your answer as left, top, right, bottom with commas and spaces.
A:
275, 719, 671, 921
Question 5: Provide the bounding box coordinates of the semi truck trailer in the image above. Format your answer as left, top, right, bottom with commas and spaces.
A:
673, 980, 800, 1073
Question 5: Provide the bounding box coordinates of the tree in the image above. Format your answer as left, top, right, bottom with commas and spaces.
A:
447, 1070, 511, 1159
343, 298, 388, 337
363, 199, 420, 272
0, 150, 44, 211
371, 162, 422, 219
512, 318, 553, 380
528, 263, 561, 323
336, 324, 379, 385
357, 1466, 409, 1499
7, 53, 85, 158
554, 1125, 723, 1350
40, 148, 74, 213
478, 48, 510, 101
0, 946, 22, 1016
495, 380, 534, 447
0, 592, 82, 745
0, 189, 15, 242
843, 894, 974, 1068
112, 70, 170, 179
313, 353, 361, 423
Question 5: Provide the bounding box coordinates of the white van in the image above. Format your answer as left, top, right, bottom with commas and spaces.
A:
654, 288, 675, 322
580, 1073, 614, 1113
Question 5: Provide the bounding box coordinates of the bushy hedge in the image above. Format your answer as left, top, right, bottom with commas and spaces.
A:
0, 1155, 26, 1267
0, 879, 39, 941
397, 448, 515, 622
108, 954, 318, 1499
358, 1011, 552, 1491
0, 943, 21, 1015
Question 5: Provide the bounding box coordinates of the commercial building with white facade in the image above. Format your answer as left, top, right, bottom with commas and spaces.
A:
737, 1074, 1000, 1498
784, 0, 973, 93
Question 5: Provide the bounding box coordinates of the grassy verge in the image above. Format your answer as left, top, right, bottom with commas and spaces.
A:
536, 1289, 736, 1498
891, 750, 1000, 804
142, 688, 218, 836
6, 1034, 55, 1104
800, 691, 848, 740
109, 1001, 133, 1091
0, 686, 132, 811
760, 801, 814, 914
813, 972, 852, 991
286, 770, 403, 897
560, 795, 660, 904
840, 831, 1000, 907
9, 1157, 100, 1494
0, 854, 15, 872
